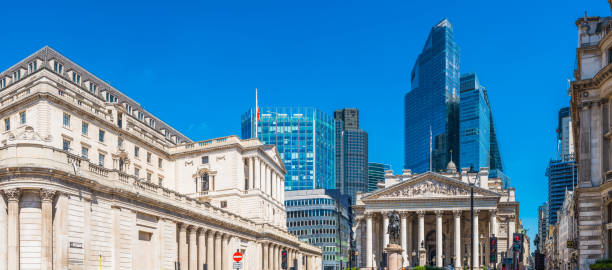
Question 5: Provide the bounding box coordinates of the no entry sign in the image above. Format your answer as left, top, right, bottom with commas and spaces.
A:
233, 251, 243, 262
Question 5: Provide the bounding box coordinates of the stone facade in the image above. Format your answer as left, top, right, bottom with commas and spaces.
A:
0, 47, 322, 270
353, 166, 520, 270
571, 10, 612, 269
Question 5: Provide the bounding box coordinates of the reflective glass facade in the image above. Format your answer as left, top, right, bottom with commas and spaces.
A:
334, 109, 368, 204
285, 189, 351, 270
459, 73, 490, 170
241, 107, 335, 191
546, 157, 577, 224
405, 19, 460, 173
367, 162, 391, 192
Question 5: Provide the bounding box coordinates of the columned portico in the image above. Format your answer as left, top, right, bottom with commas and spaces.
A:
435, 210, 443, 267
473, 210, 480, 269
454, 210, 462, 268
400, 212, 408, 265
383, 212, 389, 248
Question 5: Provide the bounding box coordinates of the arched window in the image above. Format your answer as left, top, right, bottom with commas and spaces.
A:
201, 173, 209, 192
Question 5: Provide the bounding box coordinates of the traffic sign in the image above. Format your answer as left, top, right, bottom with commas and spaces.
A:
233, 251, 243, 262
233, 262, 242, 269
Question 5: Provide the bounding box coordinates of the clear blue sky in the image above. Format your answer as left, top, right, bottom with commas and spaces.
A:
0, 0, 609, 248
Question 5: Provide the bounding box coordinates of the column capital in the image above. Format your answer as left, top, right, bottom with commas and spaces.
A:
178, 223, 188, 230
40, 189, 56, 202
416, 210, 425, 218
4, 188, 21, 201
473, 209, 480, 216
453, 210, 462, 218
399, 211, 410, 218
434, 210, 443, 217
490, 209, 497, 215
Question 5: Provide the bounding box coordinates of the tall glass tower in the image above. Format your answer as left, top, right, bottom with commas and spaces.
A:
367, 162, 391, 192
405, 18, 460, 173
334, 108, 368, 204
241, 107, 335, 191
459, 73, 490, 170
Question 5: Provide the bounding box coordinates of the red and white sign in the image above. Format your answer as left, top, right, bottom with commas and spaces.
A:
233, 251, 243, 262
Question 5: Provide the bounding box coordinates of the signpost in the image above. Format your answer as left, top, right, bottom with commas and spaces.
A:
233, 250, 243, 269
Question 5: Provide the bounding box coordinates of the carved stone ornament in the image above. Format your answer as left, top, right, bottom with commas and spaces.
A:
416, 210, 425, 217
8, 126, 49, 142
4, 188, 21, 201
380, 179, 471, 199
40, 189, 56, 202
453, 210, 462, 218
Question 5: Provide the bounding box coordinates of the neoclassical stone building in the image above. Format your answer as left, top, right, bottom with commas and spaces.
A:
0, 47, 321, 270
353, 164, 520, 269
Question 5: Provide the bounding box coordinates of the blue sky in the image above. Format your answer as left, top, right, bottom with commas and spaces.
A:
1, 0, 610, 248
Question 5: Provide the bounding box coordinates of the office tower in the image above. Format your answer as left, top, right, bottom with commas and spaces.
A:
405, 18, 460, 173
537, 202, 549, 252
334, 108, 368, 203
285, 189, 351, 270
459, 73, 491, 170
367, 162, 391, 192
241, 107, 335, 191
557, 107, 574, 159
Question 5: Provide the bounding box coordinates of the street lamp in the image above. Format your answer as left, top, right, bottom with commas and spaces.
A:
468, 166, 479, 270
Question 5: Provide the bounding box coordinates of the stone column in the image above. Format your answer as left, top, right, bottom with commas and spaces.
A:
268, 244, 274, 270
436, 210, 443, 267
198, 229, 206, 270
454, 210, 462, 268
40, 189, 56, 270
407, 214, 413, 262
400, 212, 408, 266
0, 190, 7, 270
178, 224, 188, 270
263, 243, 269, 270
490, 210, 497, 266
473, 210, 479, 269
189, 227, 197, 270
366, 214, 373, 268
508, 215, 515, 251
6, 189, 19, 270
223, 235, 232, 270
266, 165, 271, 195
383, 212, 389, 248
273, 245, 279, 270
249, 157, 254, 189
215, 233, 222, 270
255, 158, 261, 190
417, 210, 425, 266
207, 231, 215, 270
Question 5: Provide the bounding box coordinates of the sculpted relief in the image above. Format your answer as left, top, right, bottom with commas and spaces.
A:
380, 179, 471, 198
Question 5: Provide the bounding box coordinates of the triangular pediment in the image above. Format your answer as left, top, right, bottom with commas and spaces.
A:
362, 172, 500, 201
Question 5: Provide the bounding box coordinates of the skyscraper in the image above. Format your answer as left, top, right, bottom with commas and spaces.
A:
367, 162, 391, 192
459, 73, 490, 170
334, 108, 368, 203
557, 107, 574, 159
241, 107, 335, 191
405, 18, 460, 173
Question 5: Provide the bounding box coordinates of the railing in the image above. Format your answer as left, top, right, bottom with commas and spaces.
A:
88, 163, 109, 177
66, 152, 81, 167
118, 171, 130, 184
170, 136, 237, 154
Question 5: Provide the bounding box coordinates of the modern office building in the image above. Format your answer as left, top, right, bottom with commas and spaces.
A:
405, 18, 460, 173
0, 46, 322, 270
557, 107, 574, 159
459, 73, 490, 170
537, 202, 549, 252
285, 189, 352, 270
334, 108, 368, 203
546, 156, 577, 225
367, 162, 391, 192
241, 107, 335, 191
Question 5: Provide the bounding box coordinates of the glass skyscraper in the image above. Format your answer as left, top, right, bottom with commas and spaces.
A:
334, 108, 368, 204
241, 107, 335, 191
459, 73, 491, 170
405, 18, 460, 173
367, 162, 391, 192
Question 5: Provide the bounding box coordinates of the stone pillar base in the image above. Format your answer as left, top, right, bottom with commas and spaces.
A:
385, 244, 403, 270
418, 248, 426, 266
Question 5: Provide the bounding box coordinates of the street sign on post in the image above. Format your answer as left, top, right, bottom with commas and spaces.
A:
233, 251, 243, 262
233, 262, 242, 269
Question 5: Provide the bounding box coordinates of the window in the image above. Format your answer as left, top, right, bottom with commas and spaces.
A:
146, 152, 151, 163
201, 156, 209, 164
146, 172, 152, 182
63, 113, 70, 127
4, 118, 9, 131
19, 111, 26, 125
138, 231, 152, 241
134, 146, 140, 158
13, 70, 21, 81
200, 173, 209, 191
105, 92, 117, 103
98, 153, 105, 166
98, 130, 105, 143
62, 139, 70, 151
81, 147, 89, 159
72, 73, 80, 84
89, 83, 97, 94
158, 158, 163, 168
28, 62, 37, 73
0, 78, 6, 88
82, 122, 88, 135
148, 118, 155, 128
53, 62, 63, 74
158, 177, 163, 186
134, 167, 140, 177
118, 138, 123, 148
137, 112, 144, 121
220, 201, 227, 208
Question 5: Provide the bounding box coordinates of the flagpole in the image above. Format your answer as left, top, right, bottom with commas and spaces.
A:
255, 88, 258, 139
429, 125, 432, 172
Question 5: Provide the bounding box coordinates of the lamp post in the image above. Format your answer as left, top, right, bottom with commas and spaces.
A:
468, 166, 479, 270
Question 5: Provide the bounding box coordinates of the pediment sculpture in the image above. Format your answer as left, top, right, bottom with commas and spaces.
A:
380, 179, 471, 198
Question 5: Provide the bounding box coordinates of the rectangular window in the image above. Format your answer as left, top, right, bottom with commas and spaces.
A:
146, 153, 151, 163
72, 73, 81, 84
105, 93, 117, 103
19, 111, 26, 125
62, 139, 70, 151
134, 167, 140, 177
28, 62, 37, 73
220, 201, 227, 208
0, 78, 6, 88
98, 153, 105, 166
4, 118, 9, 131
158, 158, 162, 168
81, 147, 88, 159
118, 138, 123, 148
82, 122, 88, 135
158, 177, 163, 186
98, 130, 105, 143
146, 172, 152, 182
63, 113, 70, 128
13, 70, 21, 81
137, 112, 144, 121
138, 231, 152, 241
134, 146, 140, 158
201, 156, 209, 164
89, 83, 97, 94
53, 62, 63, 74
